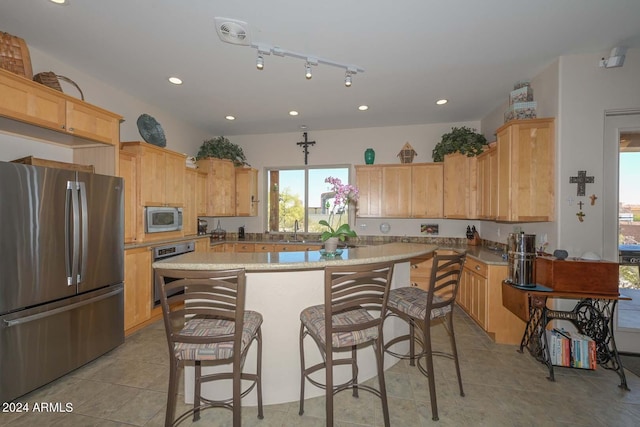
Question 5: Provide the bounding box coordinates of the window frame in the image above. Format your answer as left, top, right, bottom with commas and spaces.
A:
263, 164, 354, 234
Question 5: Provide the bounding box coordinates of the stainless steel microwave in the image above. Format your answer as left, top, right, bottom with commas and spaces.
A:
145, 206, 183, 233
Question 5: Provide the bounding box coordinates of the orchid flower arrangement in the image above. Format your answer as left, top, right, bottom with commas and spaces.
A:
319, 176, 359, 242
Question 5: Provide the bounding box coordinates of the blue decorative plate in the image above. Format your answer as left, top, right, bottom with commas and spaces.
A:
319, 248, 343, 258
137, 114, 166, 147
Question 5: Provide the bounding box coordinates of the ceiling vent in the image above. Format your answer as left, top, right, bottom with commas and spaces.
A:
214, 17, 251, 46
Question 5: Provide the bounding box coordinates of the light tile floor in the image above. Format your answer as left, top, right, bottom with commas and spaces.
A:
2, 309, 640, 427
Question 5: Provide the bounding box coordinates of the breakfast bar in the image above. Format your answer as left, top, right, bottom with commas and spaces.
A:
153, 242, 437, 405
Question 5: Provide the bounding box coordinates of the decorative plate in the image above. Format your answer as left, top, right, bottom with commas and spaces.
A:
137, 114, 166, 147
379, 222, 391, 234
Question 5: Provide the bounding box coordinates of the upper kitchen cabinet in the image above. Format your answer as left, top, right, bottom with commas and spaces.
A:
355, 165, 383, 217
496, 118, 555, 222
411, 163, 444, 218
119, 150, 138, 244
183, 168, 209, 236
121, 141, 186, 208
443, 153, 478, 219
235, 167, 259, 216
0, 69, 122, 175
355, 163, 443, 218
476, 145, 498, 220
197, 158, 236, 216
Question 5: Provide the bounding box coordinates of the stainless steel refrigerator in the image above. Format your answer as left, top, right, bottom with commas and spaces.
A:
0, 161, 125, 403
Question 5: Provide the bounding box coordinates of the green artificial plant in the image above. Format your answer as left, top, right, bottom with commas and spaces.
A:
432, 126, 487, 162
196, 136, 248, 166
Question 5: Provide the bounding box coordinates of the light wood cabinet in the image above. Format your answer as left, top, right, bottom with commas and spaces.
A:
382, 165, 412, 217
356, 163, 443, 218
119, 151, 138, 243
197, 158, 236, 216
443, 153, 478, 219
121, 141, 186, 207
477, 146, 498, 220
254, 243, 275, 252
183, 169, 198, 236
234, 242, 255, 252
235, 167, 259, 216
0, 68, 121, 175
496, 118, 555, 222
457, 257, 524, 344
355, 165, 383, 217
411, 163, 444, 218
196, 171, 208, 216
195, 238, 210, 253
124, 247, 152, 332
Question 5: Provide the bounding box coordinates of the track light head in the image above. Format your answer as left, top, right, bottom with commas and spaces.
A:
305, 63, 312, 79
256, 55, 264, 70
344, 72, 352, 87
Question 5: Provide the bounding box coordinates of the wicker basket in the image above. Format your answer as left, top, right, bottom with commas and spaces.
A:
33, 72, 85, 100
0, 31, 33, 78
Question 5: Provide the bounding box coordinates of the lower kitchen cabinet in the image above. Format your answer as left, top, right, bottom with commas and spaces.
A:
124, 247, 152, 333
457, 257, 525, 344
195, 237, 210, 253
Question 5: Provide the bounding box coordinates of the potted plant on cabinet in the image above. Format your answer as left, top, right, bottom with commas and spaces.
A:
432, 126, 487, 162
196, 136, 248, 166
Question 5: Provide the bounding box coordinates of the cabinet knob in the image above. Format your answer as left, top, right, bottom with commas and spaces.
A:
61, 124, 66, 129
68, 127, 74, 132
475, 265, 481, 271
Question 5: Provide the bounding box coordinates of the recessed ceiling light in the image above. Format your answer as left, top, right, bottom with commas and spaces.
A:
168, 76, 183, 85
289, 110, 299, 116
300, 125, 308, 130
436, 99, 448, 105
225, 115, 236, 121
50, 0, 67, 4
358, 105, 369, 111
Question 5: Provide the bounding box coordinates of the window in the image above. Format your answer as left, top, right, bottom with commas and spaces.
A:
266, 166, 352, 233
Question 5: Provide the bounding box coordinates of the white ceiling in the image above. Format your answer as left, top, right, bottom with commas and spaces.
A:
2, 0, 640, 136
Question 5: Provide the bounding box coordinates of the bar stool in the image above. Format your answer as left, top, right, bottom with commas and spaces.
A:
155, 268, 263, 427
383, 252, 466, 421
298, 261, 394, 427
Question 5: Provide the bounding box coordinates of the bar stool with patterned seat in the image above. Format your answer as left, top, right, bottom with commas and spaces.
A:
298, 261, 394, 427
155, 268, 263, 427
383, 252, 466, 421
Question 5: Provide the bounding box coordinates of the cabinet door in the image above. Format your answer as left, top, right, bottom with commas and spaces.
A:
199, 158, 236, 216
119, 151, 138, 244
235, 243, 255, 252
411, 163, 443, 218
183, 169, 197, 236
254, 243, 275, 252
382, 165, 412, 217
139, 147, 166, 206
195, 238, 210, 253
164, 152, 186, 206
410, 255, 433, 290
65, 100, 119, 145
196, 172, 208, 216
235, 168, 258, 216
471, 273, 488, 329
443, 153, 478, 219
124, 247, 152, 331
496, 118, 554, 222
355, 166, 382, 217
477, 146, 498, 219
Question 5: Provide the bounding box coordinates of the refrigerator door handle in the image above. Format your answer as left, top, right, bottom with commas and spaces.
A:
65, 181, 80, 286
3, 288, 122, 327
78, 181, 88, 284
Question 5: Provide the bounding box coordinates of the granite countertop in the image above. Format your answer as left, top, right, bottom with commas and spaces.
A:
153, 242, 438, 272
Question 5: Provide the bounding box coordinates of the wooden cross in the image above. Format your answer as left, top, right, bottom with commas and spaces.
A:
296, 132, 316, 165
576, 211, 586, 222
569, 170, 594, 196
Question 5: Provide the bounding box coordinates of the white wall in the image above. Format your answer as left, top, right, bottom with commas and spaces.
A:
0, 46, 208, 163
211, 121, 482, 238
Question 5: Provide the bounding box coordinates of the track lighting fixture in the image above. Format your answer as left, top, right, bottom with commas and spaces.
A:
256, 55, 264, 70
344, 71, 352, 87
305, 63, 312, 79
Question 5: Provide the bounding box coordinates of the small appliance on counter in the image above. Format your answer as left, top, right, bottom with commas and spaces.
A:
197, 218, 208, 236
238, 226, 245, 240
466, 225, 481, 246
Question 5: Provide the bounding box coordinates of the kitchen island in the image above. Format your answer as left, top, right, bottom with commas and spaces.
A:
153, 242, 437, 405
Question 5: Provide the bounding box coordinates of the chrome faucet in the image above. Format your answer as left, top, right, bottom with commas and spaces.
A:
293, 220, 300, 241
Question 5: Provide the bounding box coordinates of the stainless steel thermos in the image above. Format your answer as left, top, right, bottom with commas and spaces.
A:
506, 232, 537, 287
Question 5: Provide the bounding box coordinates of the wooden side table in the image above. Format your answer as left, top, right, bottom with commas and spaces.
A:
502, 282, 630, 390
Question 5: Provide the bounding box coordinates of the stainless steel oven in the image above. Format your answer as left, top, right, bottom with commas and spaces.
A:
152, 241, 195, 306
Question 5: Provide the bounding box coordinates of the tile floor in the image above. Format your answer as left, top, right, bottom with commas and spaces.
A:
2, 309, 640, 427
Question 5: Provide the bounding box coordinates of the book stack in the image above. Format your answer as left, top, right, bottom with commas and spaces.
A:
504, 81, 537, 123
546, 329, 597, 370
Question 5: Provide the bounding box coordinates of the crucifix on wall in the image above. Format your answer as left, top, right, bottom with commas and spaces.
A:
296, 132, 316, 165
569, 170, 594, 196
